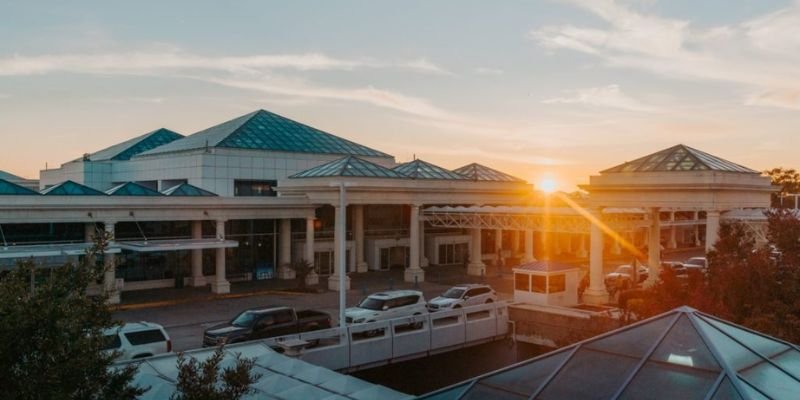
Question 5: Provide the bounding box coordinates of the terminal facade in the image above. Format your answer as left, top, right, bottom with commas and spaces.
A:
0, 109, 774, 304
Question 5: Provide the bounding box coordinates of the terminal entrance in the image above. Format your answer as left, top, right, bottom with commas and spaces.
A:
380, 246, 409, 270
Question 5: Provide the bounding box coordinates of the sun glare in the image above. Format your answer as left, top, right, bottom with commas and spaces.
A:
539, 178, 558, 194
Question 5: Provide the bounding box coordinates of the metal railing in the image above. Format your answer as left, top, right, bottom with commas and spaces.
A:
260, 301, 510, 372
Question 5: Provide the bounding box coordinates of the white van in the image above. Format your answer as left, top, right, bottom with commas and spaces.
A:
104, 322, 172, 360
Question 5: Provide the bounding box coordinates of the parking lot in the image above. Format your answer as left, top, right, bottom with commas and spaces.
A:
113, 249, 702, 352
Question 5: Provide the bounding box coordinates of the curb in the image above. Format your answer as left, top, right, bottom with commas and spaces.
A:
114, 289, 305, 311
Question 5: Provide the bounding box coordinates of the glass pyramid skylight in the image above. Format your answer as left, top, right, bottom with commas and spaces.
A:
291, 156, 406, 179
86, 128, 183, 161
40, 180, 106, 196
602, 145, 758, 174
106, 182, 163, 196
452, 163, 525, 182
139, 110, 390, 158
422, 306, 800, 400
161, 183, 217, 196
393, 159, 468, 180
0, 178, 39, 195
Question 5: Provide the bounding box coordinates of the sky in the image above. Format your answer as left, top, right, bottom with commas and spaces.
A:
1, 0, 799, 191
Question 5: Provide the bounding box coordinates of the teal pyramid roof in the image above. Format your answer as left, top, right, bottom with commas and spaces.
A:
41, 180, 106, 196
0, 178, 39, 195
453, 163, 524, 182
602, 144, 758, 174
138, 110, 390, 158
393, 159, 468, 180
291, 156, 406, 179
423, 306, 800, 400
161, 183, 217, 196
106, 182, 163, 196
86, 128, 183, 161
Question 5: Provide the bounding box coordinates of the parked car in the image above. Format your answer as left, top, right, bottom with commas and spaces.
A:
103, 322, 172, 360
604, 264, 649, 292
684, 257, 708, 275
660, 261, 688, 277
427, 284, 497, 311
345, 290, 427, 324
203, 306, 332, 347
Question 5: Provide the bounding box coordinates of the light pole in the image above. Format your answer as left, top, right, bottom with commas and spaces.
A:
335, 182, 348, 328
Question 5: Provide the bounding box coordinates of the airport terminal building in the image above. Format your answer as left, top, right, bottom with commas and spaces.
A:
0, 109, 532, 303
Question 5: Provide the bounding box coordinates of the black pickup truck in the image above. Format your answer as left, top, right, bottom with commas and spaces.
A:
203, 306, 332, 347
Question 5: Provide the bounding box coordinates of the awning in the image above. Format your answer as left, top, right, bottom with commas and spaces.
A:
116, 238, 239, 252
0, 243, 122, 259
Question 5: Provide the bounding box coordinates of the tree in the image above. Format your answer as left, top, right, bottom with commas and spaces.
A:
172, 346, 261, 400
287, 259, 316, 291
765, 167, 800, 208
0, 231, 144, 399
627, 215, 800, 343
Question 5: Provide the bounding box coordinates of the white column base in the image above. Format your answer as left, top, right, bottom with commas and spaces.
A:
277, 266, 296, 280
106, 292, 121, 305
404, 268, 425, 283
356, 261, 369, 273
420, 257, 429, 268
467, 262, 486, 277
583, 288, 608, 305
211, 280, 230, 294
187, 276, 207, 287
327, 275, 351, 291
305, 272, 319, 286
522, 256, 536, 263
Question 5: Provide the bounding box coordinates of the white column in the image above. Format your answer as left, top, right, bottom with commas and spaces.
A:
354, 205, 368, 272
647, 208, 661, 284
705, 211, 721, 253
420, 219, 429, 267
103, 221, 120, 304
277, 219, 295, 279
404, 205, 425, 282
694, 211, 701, 247
668, 211, 678, 249
468, 228, 485, 276
189, 221, 206, 287
305, 216, 319, 285
577, 234, 588, 258
584, 210, 607, 304
523, 229, 535, 263
328, 205, 351, 291
211, 220, 230, 294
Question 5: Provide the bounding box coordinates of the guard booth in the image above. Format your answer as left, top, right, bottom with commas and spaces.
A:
513, 261, 580, 307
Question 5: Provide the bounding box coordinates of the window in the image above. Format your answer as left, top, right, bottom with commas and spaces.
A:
274, 310, 294, 324
532, 275, 547, 293
234, 180, 277, 196
124, 329, 166, 345
515, 273, 530, 291
103, 334, 122, 350
549, 274, 566, 293
256, 314, 275, 328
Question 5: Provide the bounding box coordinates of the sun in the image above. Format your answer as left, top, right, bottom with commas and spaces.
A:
539, 178, 558, 194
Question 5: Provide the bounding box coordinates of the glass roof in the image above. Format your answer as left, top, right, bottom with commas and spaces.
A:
40, 180, 106, 196
393, 159, 468, 180
0, 178, 39, 195
453, 163, 525, 182
421, 306, 800, 400
119, 342, 411, 400
139, 109, 391, 158
602, 144, 758, 174
291, 156, 407, 179
86, 128, 183, 161
160, 183, 217, 196
105, 182, 163, 196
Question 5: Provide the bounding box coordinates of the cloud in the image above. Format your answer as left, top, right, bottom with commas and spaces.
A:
474, 67, 504, 75
0, 50, 453, 76
529, 0, 800, 110
543, 84, 661, 112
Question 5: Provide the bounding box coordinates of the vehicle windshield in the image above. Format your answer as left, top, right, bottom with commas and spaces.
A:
442, 288, 466, 299
358, 297, 386, 310
231, 311, 259, 328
